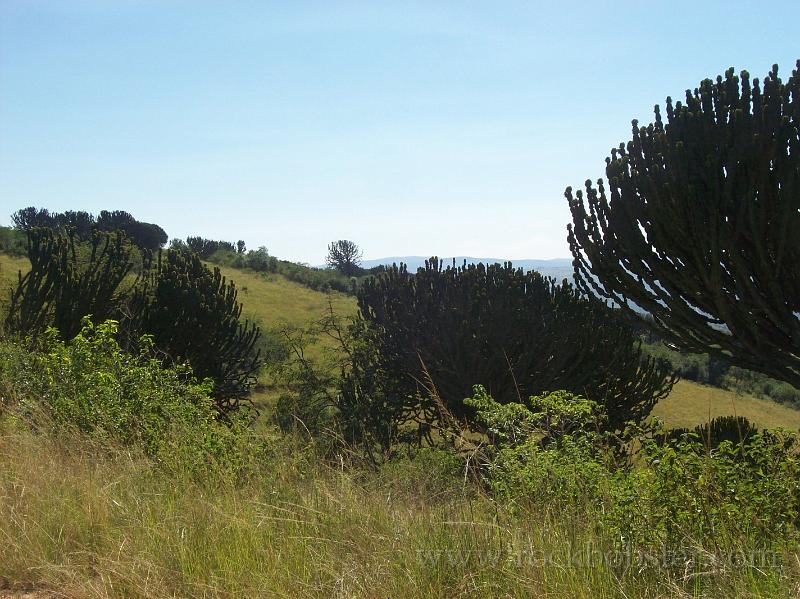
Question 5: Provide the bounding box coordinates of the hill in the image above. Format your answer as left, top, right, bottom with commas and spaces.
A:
652, 380, 800, 431
212, 263, 356, 332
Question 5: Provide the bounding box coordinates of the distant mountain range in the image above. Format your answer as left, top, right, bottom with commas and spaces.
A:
359, 256, 575, 281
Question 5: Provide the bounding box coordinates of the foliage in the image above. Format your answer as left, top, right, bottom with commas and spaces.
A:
0, 226, 26, 257
277, 259, 360, 294
4, 228, 141, 340
185, 236, 236, 258
611, 425, 800, 558
11, 206, 167, 251
345, 259, 674, 441
566, 60, 800, 388
134, 250, 263, 413
326, 239, 364, 276
245, 246, 278, 273
643, 340, 800, 408
4, 230, 263, 414
469, 386, 800, 571
0, 319, 255, 477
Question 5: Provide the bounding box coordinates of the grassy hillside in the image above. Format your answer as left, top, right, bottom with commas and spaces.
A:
652, 379, 800, 431
0, 254, 27, 314
213, 263, 356, 331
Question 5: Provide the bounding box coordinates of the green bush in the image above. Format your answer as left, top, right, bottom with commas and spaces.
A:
467, 385, 800, 567
0, 225, 26, 256
0, 318, 257, 478
466, 386, 612, 510
610, 427, 800, 557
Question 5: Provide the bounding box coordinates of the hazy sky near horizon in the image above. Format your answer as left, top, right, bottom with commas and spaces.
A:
1, 1, 797, 264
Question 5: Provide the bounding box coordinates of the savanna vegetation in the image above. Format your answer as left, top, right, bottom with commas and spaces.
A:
0, 60, 799, 599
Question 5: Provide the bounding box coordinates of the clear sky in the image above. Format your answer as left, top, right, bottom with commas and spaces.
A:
1, 1, 797, 264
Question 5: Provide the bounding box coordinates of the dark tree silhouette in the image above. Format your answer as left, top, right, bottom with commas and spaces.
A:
5, 228, 140, 340
342, 259, 674, 443
134, 251, 263, 413
10, 207, 167, 252
566, 61, 800, 389
11, 207, 55, 230
5, 230, 262, 414
326, 240, 363, 276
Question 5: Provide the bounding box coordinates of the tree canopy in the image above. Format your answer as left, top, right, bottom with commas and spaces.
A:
340, 259, 674, 445
326, 240, 363, 276
566, 60, 800, 389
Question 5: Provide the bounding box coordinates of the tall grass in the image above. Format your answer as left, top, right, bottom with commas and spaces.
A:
1, 414, 797, 598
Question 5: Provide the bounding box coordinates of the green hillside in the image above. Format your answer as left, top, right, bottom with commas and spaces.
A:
0, 253, 27, 314
213, 263, 356, 331
652, 379, 800, 431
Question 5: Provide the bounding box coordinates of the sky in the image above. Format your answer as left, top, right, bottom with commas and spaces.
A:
0, 1, 797, 264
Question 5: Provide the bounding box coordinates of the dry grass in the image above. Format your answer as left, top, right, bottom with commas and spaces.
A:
651, 380, 800, 431
1, 416, 796, 598
0, 254, 28, 314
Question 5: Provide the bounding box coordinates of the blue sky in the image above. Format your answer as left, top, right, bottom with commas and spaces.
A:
1, 1, 797, 264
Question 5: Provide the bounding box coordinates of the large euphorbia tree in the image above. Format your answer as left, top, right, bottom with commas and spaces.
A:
566, 61, 800, 388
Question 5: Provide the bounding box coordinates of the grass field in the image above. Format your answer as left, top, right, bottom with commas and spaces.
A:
213, 263, 356, 332
0, 254, 26, 314
652, 379, 800, 430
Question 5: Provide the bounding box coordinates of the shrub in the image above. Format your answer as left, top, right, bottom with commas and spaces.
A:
134, 250, 263, 413
466, 386, 612, 510
0, 319, 256, 478
344, 259, 674, 442
246, 246, 278, 273
610, 427, 800, 558
468, 385, 800, 567
0, 226, 26, 256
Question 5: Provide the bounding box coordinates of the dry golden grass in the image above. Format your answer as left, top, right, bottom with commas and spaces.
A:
1, 416, 796, 598
652, 379, 800, 431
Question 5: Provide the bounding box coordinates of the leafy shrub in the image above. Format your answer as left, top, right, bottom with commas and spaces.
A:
276, 260, 358, 294
466, 386, 612, 510
610, 427, 800, 557
468, 385, 800, 566
0, 319, 256, 478
246, 247, 278, 273
0, 226, 26, 256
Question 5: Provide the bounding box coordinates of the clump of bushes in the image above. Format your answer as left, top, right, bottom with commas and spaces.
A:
0, 225, 26, 257
0, 319, 257, 478
5, 228, 264, 414
333, 259, 674, 458
467, 385, 800, 568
